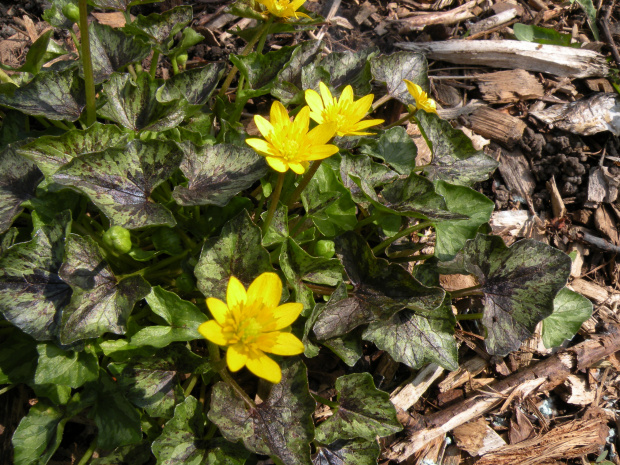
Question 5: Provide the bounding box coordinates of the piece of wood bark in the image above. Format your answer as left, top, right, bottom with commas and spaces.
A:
569, 278, 615, 305
438, 355, 489, 392
509, 406, 535, 444
477, 69, 544, 103
384, 323, 620, 461
392, 0, 486, 32
469, 107, 527, 147
496, 146, 537, 199
391, 363, 444, 412
395, 40, 609, 78
560, 374, 596, 406
453, 417, 507, 456
547, 176, 567, 218
594, 204, 619, 245
467, 7, 520, 35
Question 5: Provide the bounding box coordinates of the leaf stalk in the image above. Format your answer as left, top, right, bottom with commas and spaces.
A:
371, 220, 432, 256
78, 0, 96, 126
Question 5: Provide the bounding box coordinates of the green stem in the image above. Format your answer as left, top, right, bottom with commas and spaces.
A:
286, 160, 323, 209
388, 253, 434, 263
306, 283, 336, 296
127, 64, 138, 81
371, 93, 392, 111
412, 113, 433, 154
455, 312, 483, 321
34, 116, 51, 128
371, 220, 432, 256
384, 112, 411, 130
76, 437, 97, 465
355, 212, 386, 231
150, 50, 160, 79
171, 56, 179, 75
143, 251, 189, 276
208, 342, 256, 409
78, 0, 96, 127
0, 384, 17, 396
183, 374, 199, 397
255, 16, 274, 55
450, 285, 483, 299
263, 172, 285, 235
311, 393, 338, 408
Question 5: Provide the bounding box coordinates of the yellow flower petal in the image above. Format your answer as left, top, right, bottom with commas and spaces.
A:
226, 344, 248, 372
206, 297, 228, 325
245, 351, 282, 383
348, 94, 374, 121
246, 272, 282, 309
319, 81, 333, 106
307, 122, 337, 145
292, 106, 310, 136
269, 302, 304, 330
227, 276, 247, 310
306, 144, 339, 160
265, 156, 289, 173
351, 119, 385, 132
245, 138, 276, 157
254, 115, 274, 139
270, 100, 289, 127
289, 162, 306, 174
257, 332, 304, 355
340, 85, 354, 104
304, 89, 324, 120
198, 320, 228, 346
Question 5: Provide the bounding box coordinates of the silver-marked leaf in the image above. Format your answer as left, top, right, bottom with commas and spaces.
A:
339, 152, 398, 209
34, 343, 99, 388
313, 439, 380, 465
315, 373, 402, 443
89, 0, 161, 10
231, 46, 298, 91
129, 286, 207, 348
0, 212, 72, 340
172, 142, 268, 207
370, 51, 429, 104
463, 234, 572, 356
417, 111, 499, 186
195, 210, 273, 300
17, 122, 132, 178
363, 296, 458, 370
158, 63, 225, 105
123, 6, 192, 53
0, 69, 85, 121
209, 358, 315, 465
58, 234, 150, 344
313, 232, 444, 340
272, 40, 323, 105
53, 139, 181, 229
359, 126, 418, 175
303, 48, 378, 95
0, 144, 43, 233
433, 181, 495, 262
542, 287, 592, 348
99, 73, 190, 132
42, 0, 78, 28
88, 22, 151, 84
90, 444, 152, 465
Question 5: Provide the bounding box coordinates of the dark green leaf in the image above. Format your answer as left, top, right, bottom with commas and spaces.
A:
313, 232, 444, 340
359, 126, 418, 175
462, 234, 572, 355
31, 383, 72, 405
303, 48, 378, 95
53, 139, 182, 229
88, 0, 161, 10
226, 0, 264, 19
0, 329, 38, 384
0, 144, 43, 233
168, 28, 204, 59
195, 210, 273, 300
123, 6, 192, 53
58, 234, 150, 344
172, 142, 268, 207
90, 444, 152, 465
17, 122, 132, 178
0, 30, 57, 75
313, 439, 380, 465
513, 23, 574, 46
34, 343, 99, 388
315, 373, 402, 443
43, 0, 78, 28
231, 46, 298, 91
261, 203, 289, 247
271, 40, 323, 105
338, 152, 398, 208
158, 63, 225, 105
574, 0, 600, 41
12, 400, 66, 465
542, 287, 592, 348
370, 51, 429, 104
0, 69, 85, 121
0, 212, 72, 340
363, 296, 458, 370
209, 358, 315, 465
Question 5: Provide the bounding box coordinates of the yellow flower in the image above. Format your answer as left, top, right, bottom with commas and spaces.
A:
198, 272, 304, 384
256, 0, 311, 19
404, 79, 437, 114
305, 82, 384, 137
246, 101, 339, 174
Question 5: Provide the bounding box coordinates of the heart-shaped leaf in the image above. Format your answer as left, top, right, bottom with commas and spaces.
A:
462, 234, 572, 356
209, 358, 315, 465
370, 51, 429, 104
313, 232, 444, 340
0, 30, 62, 75
0, 329, 38, 384
359, 126, 418, 175
158, 63, 225, 105
172, 142, 268, 207
0, 69, 85, 121
313, 439, 380, 465
89, 0, 161, 10
271, 40, 323, 105
0, 144, 43, 233
17, 122, 132, 178
53, 139, 182, 229
42, 0, 78, 28
231, 46, 298, 92
0, 212, 72, 340
34, 343, 99, 388
58, 234, 150, 344
339, 152, 398, 209
315, 373, 402, 443
195, 210, 273, 300
542, 287, 592, 348
123, 6, 192, 53
303, 48, 378, 95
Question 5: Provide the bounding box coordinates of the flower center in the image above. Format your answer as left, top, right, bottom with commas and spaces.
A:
322, 100, 351, 132
274, 134, 301, 160
223, 314, 263, 345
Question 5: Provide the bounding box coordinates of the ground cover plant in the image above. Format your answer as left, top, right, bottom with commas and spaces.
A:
0, 0, 594, 463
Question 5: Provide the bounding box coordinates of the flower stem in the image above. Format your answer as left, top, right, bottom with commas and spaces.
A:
371, 220, 432, 256
412, 113, 433, 154
255, 16, 274, 55
149, 50, 160, 79
78, 0, 96, 127
355, 211, 387, 231
171, 55, 179, 75
450, 285, 483, 299
383, 112, 411, 130
455, 312, 483, 321
286, 160, 322, 209
263, 172, 285, 235
208, 342, 256, 409
371, 93, 392, 111
183, 373, 199, 397
76, 437, 97, 465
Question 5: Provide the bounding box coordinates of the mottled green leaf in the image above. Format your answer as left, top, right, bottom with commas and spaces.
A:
0, 212, 72, 340
12, 400, 66, 465
53, 139, 182, 229
315, 373, 402, 443
195, 210, 273, 300
31, 383, 72, 406
226, 0, 264, 20
231, 46, 298, 91
89, 0, 161, 10
88, 22, 152, 84
462, 234, 572, 355
261, 203, 289, 248
17, 122, 132, 178
99, 73, 189, 132
433, 181, 495, 261
90, 444, 152, 465
338, 152, 398, 208
313, 232, 444, 340
158, 63, 225, 105
0, 69, 85, 121
313, 439, 380, 465
34, 343, 99, 388
417, 111, 498, 186
58, 234, 150, 344
209, 358, 314, 465
168, 28, 204, 60
0, 329, 38, 384
271, 40, 323, 105
172, 142, 267, 207
129, 286, 206, 348
513, 23, 574, 46
0, 144, 43, 233
370, 51, 429, 104
363, 296, 458, 370
573, 0, 599, 41
542, 287, 592, 348
359, 126, 418, 175
0, 30, 58, 75
123, 6, 192, 53
42, 0, 78, 28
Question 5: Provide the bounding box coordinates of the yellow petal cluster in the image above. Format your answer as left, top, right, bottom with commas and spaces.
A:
246, 101, 339, 174
198, 272, 304, 384
404, 79, 437, 114
256, 0, 310, 19
305, 82, 384, 137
